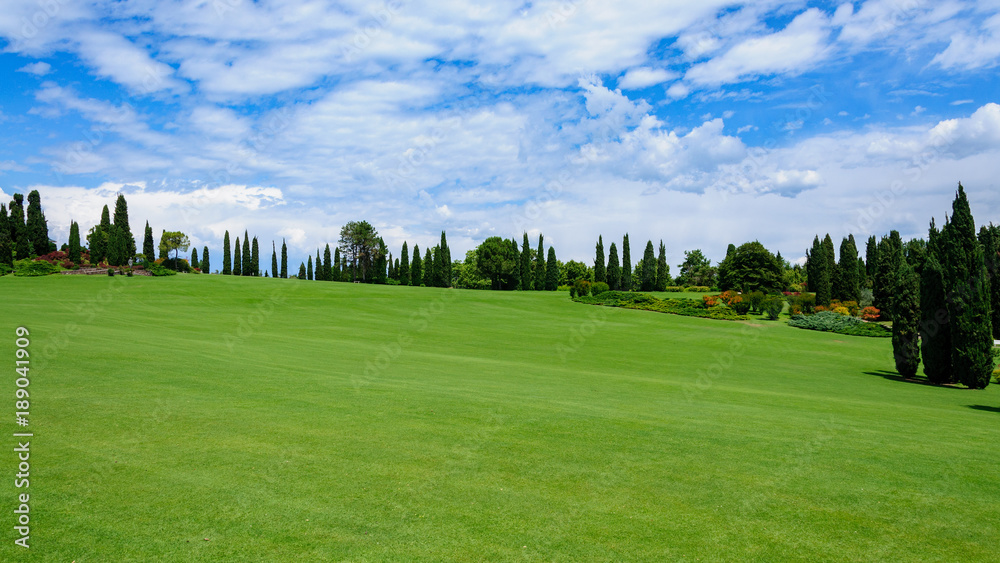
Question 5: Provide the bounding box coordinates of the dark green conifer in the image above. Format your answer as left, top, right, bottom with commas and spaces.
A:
202, 246, 210, 274
280, 239, 288, 279
233, 237, 242, 276
594, 236, 606, 284
534, 234, 545, 291
641, 240, 656, 291
223, 231, 232, 275
67, 220, 81, 264
399, 242, 410, 285
546, 246, 558, 290
411, 244, 422, 285
607, 242, 621, 290
891, 260, 921, 378
520, 234, 531, 290
656, 240, 669, 291
191, 247, 200, 270
143, 221, 155, 264
622, 234, 632, 291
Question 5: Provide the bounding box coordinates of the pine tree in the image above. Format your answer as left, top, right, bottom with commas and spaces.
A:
271, 242, 278, 280
622, 234, 632, 291
891, 260, 921, 378
241, 231, 250, 276
656, 240, 669, 291
941, 184, 994, 389
280, 239, 288, 279
233, 237, 242, 276
323, 244, 332, 281
520, 233, 531, 290
251, 237, 260, 276
112, 194, 135, 263
191, 247, 200, 270
0, 205, 12, 267
607, 242, 621, 290
67, 220, 81, 264
640, 240, 656, 291
875, 231, 903, 319
307, 255, 313, 281
440, 231, 452, 287
594, 236, 606, 284
143, 221, 155, 263
399, 242, 410, 285
8, 194, 28, 259
223, 231, 232, 275
202, 246, 210, 274
423, 248, 433, 286
534, 234, 545, 291
298, 262, 306, 279
26, 190, 50, 256
545, 246, 558, 290
411, 244, 422, 285
865, 235, 878, 288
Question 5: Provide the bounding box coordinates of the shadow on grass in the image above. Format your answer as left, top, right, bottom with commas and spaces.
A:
863, 370, 964, 389
968, 405, 1000, 413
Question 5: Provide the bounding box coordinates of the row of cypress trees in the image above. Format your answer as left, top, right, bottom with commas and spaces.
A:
591, 234, 669, 291
0, 190, 52, 267
806, 234, 865, 307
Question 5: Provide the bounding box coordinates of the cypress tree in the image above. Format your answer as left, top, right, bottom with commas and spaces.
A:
68, 220, 81, 264
865, 235, 878, 288
822, 234, 837, 300
107, 223, 123, 266
607, 242, 621, 291
411, 244, 422, 285
323, 244, 332, 281
891, 260, 921, 378
191, 247, 200, 270
622, 234, 632, 291
143, 221, 155, 263
545, 246, 558, 290
641, 240, 656, 291
315, 249, 321, 280
941, 184, 994, 389
223, 231, 232, 275
251, 237, 260, 276
399, 242, 410, 285
656, 240, 669, 290
0, 205, 12, 267
280, 239, 288, 279
112, 194, 135, 262
393, 257, 399, 281
271, 242, 278, 280
242, 231, 250, 276
423, 247, 433, 286
307, 255, 313, 281
837, 235, 861, 302
808, 235, 832, 306
26, 190, 50, 256
922, 220, 952, 384
8, 194, 27, 259
202, 246, 210, 274
233, 237, 242, 276
91, 205, 112, 264
594, 236, 606, 284
520, 233, 531, 290
440, 231, 452, 287
534, 234, 545, 291
333, 247, 341, 281
980, 225, 1000, 339
432, 244, 444, 287
298, 262, 306, 279
874, 231, 903, 316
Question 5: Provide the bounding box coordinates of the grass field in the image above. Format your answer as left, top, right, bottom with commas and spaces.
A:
2, 274, 1000, 561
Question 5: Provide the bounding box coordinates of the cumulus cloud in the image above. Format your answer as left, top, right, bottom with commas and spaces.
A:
17, 62, 51, 75
617, 67, 677, 90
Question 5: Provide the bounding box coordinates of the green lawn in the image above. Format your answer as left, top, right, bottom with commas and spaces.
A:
2, 274, 999, 561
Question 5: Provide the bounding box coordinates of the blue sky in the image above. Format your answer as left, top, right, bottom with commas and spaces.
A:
2, 0, 1000, 271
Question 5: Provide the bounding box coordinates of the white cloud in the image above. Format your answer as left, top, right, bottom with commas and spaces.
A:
617, 67, 677, 90
17, 62, 51, 75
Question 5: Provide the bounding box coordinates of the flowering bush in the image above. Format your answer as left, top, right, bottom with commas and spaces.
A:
860, 307, 881, 321
703, 295, 720, 307
814, 305, 828, 313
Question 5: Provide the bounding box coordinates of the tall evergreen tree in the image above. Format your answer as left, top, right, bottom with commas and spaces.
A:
607, 242, 621, 291
891, 260, 921, 378
726, 243, 737, 260
545, 246, 558, 290
112, 193, 135, 262
411, 244, 422, 286
241, 231, 250, 276
280, 239, 288, 279
0, 205, 12, 267
8, 194, 27, 259
107, 223, 123, 266
980, 224, 1000, 339
865, 235, 878, 288
835, 235, 861, 302
432, 244, 444, 287
315, 249, 321, 280
440, 231, 452, 287
940, 184, 994, 389
622, 234, 632, 291
333, 247, 342, 281
298, 262, 306, 279
191, 247, 200, 270
520, 233, 531, 290
323, 244, 333, 281
223, 231, 232, 275
822, 233, 837, 298
234, 236, 242, 276
534, 234, 545, 291
91, 205, 112, 264
399, 242, 410, 286
307, 255, 313, 281
656, 240, 669, 291
807, 235, 832, 306
67, 220, 81, 264
641, 240, 656, 291
202, 246, 210, 274
271, 242, 278, 280
423, 247, 433, 286
251, 237, 260, 276
26, 190, 50, 256
594, 236, 606, 284
875, 231, 903, 318
143, 221, 155, 263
